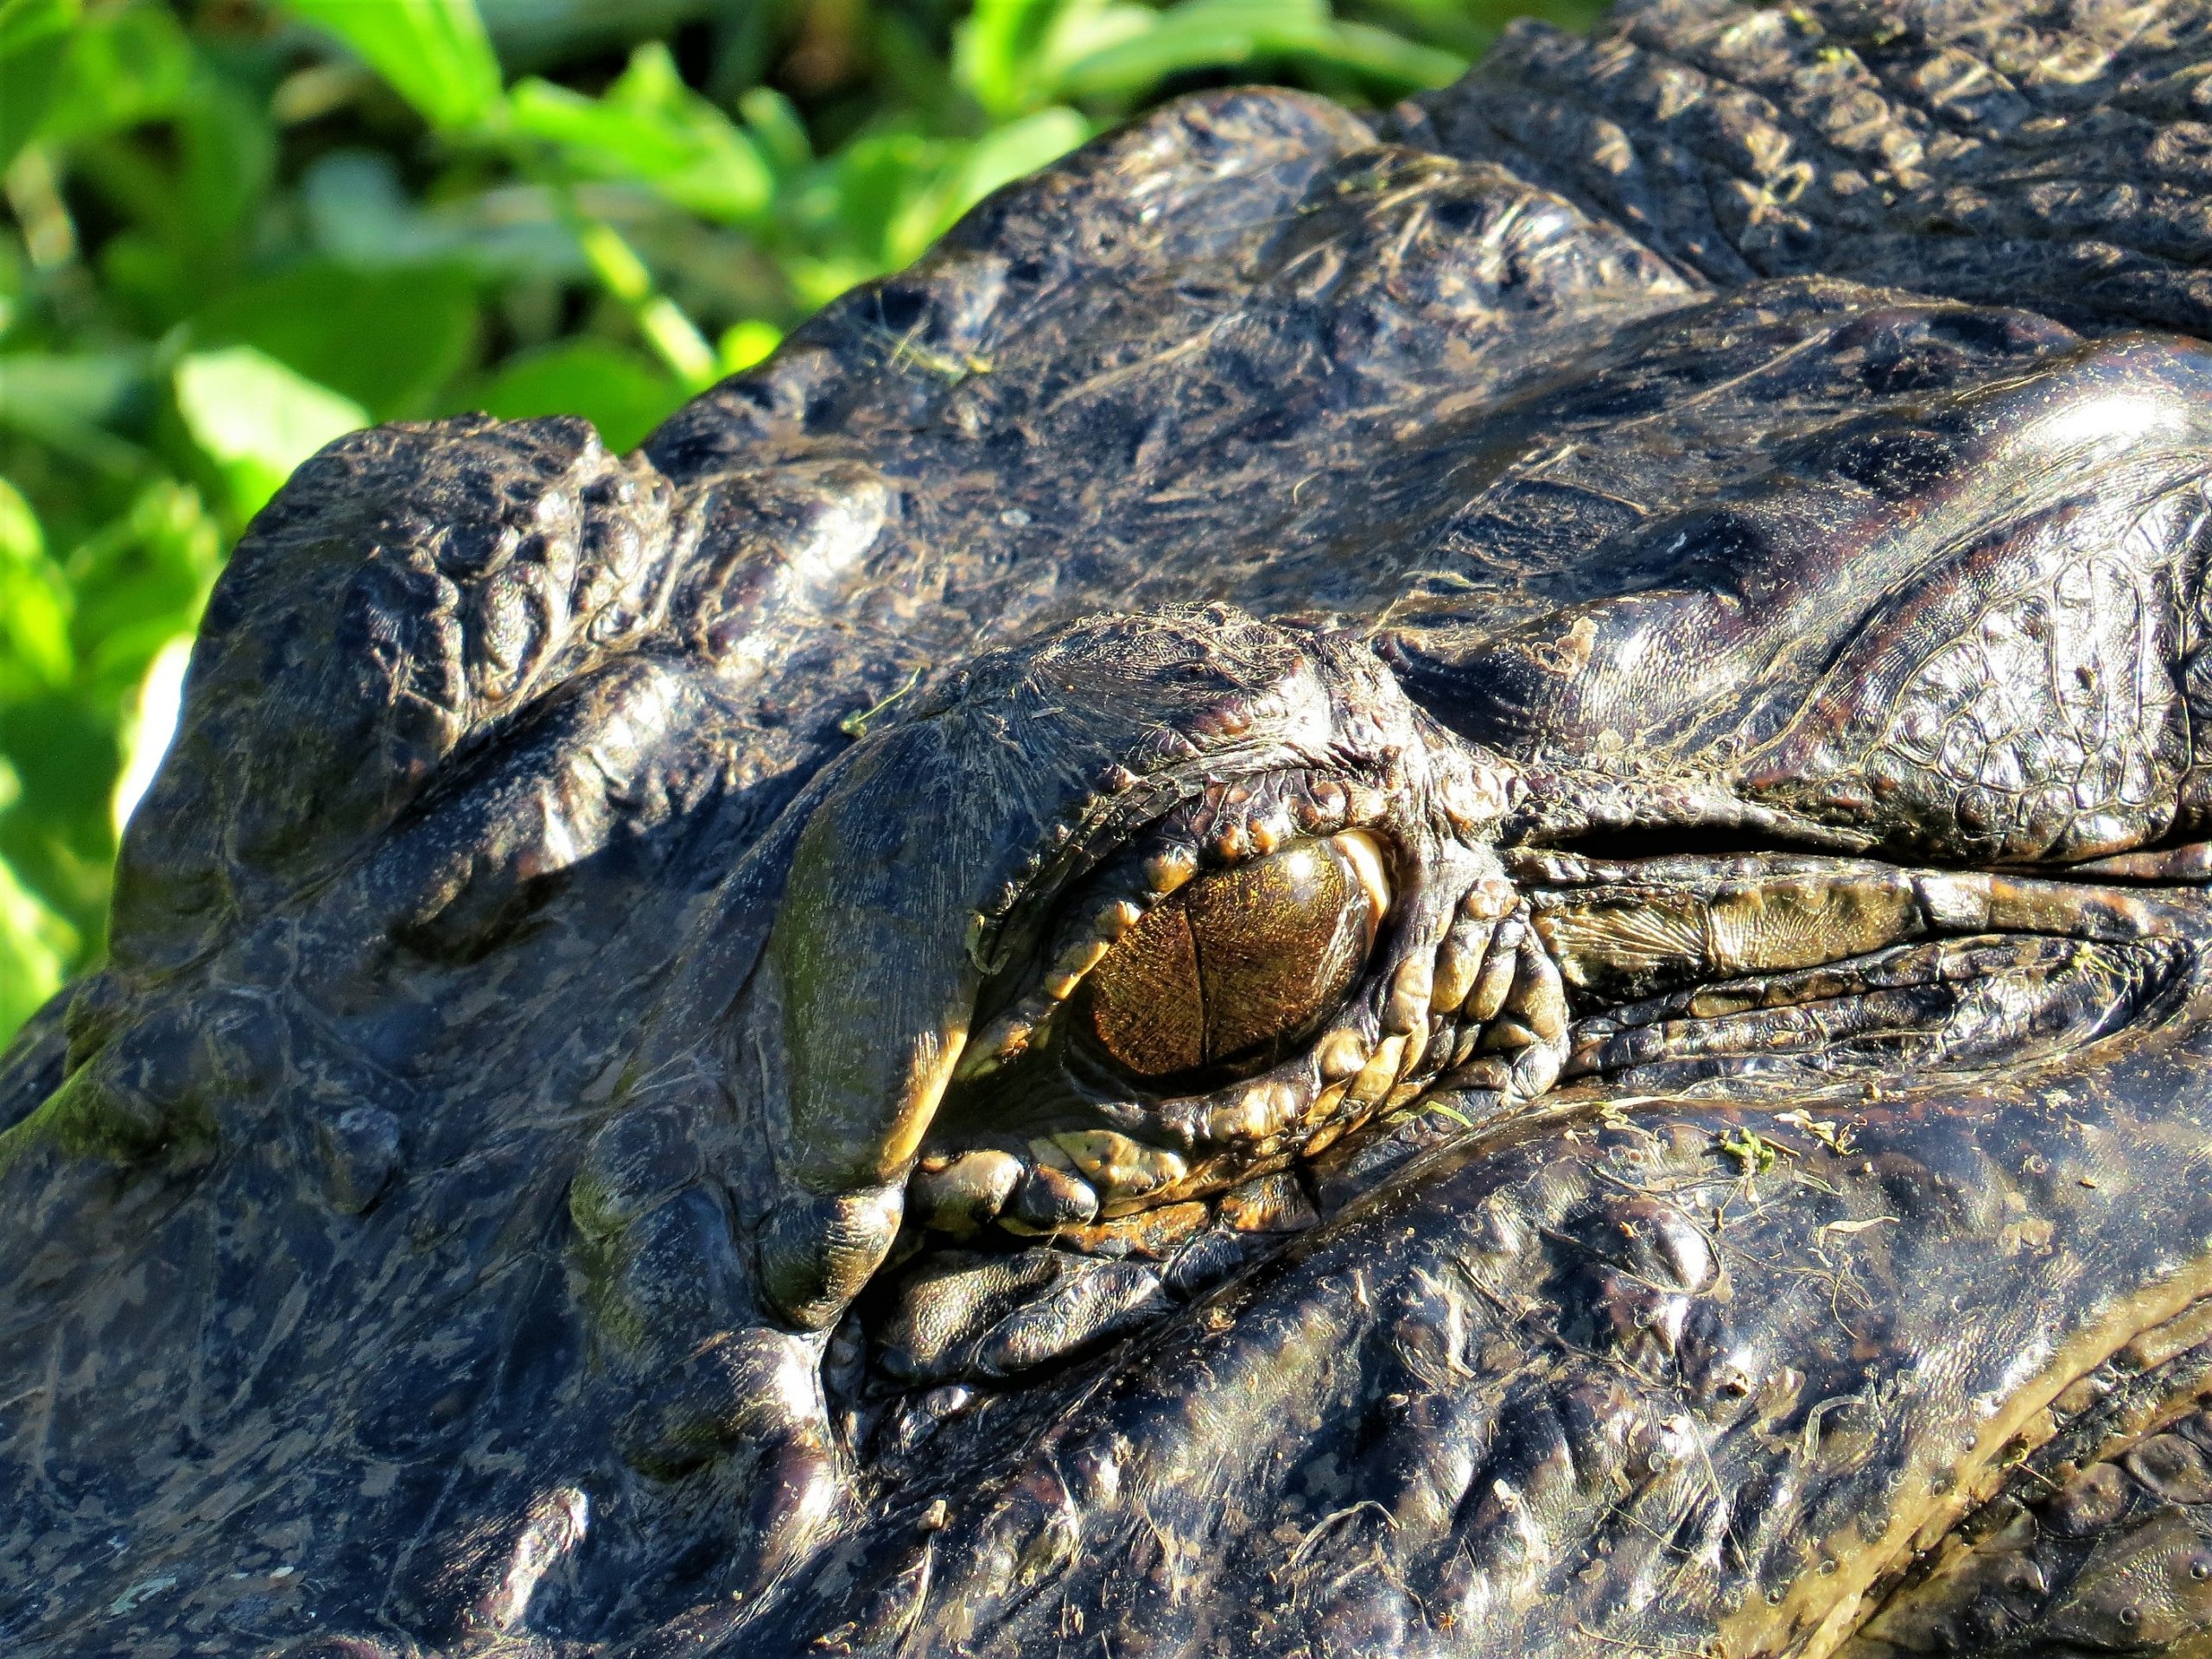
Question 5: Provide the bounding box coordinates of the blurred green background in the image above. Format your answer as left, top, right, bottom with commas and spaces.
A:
0, 0, 1605, 1045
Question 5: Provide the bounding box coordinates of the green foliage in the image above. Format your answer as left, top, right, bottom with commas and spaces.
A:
0, 0, 1604, 1046
0, 0, 86, 169
510, 43, 776, 224
175, 346, 372, 517
285, 0, 505, 131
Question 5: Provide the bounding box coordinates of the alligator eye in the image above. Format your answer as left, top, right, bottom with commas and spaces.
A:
1082, 833, 1389, 1084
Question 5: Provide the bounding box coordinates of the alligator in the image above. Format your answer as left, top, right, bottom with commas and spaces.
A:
4, 0, 2212, 1654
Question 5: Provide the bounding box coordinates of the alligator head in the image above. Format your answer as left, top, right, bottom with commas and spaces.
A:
4, 1, 2212, 1656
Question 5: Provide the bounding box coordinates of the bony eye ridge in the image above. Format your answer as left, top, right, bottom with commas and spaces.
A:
1081, 832, 1391, 1084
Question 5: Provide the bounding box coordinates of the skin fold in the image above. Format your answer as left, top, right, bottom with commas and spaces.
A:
3, 0, 2211, 1655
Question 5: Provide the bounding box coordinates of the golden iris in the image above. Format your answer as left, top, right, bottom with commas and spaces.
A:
1083, 832, 1390, 1083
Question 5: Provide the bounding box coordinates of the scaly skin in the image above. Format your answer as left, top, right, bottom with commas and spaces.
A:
3, 1, 2211, 1655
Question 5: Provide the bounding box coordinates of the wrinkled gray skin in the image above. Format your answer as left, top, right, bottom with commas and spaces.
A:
7, 0, 2212, 1655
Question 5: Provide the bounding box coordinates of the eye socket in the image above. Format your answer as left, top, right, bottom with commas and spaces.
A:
1081, 833, 1390, 1084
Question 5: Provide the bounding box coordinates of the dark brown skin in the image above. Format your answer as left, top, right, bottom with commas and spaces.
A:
3, 1, 2212, 1655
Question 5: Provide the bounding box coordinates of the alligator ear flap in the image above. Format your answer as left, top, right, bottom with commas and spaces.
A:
678, 605, 1339, 1331
743, 711, 1005, 1329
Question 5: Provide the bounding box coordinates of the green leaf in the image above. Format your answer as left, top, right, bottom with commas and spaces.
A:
0, 839, 76, 1045
0, 0, 73, 55
737, 86, 811, 176
955, 0, 1068, 119
823, 127, 955, 270
1046, 0, 1464, 103
0, 683, 118, 923
1056, 0, 1323, 92
32, 2, 191, 148
0, 478, 71, 701
0, 351, 143, 423
300, 150, 584, 279
65, 480, 220, 700
283, 0, 505, 133
172, 67, 280, 248
0, 351, 148, 471
1351, 0, 1492, 54
173, 346, 369, 519
785, 253, 886, 315
716, 320, 782, 375
1308, 20, 1468, 89
193, 264, 479, 421
938, 106, 1091, 228
466, 339, 682, 454
68, 66, 280, 324
886, 105, 1092, 265
510, 42, 772, 225
957, 0, 1168, 118
0, 0, 79, 168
